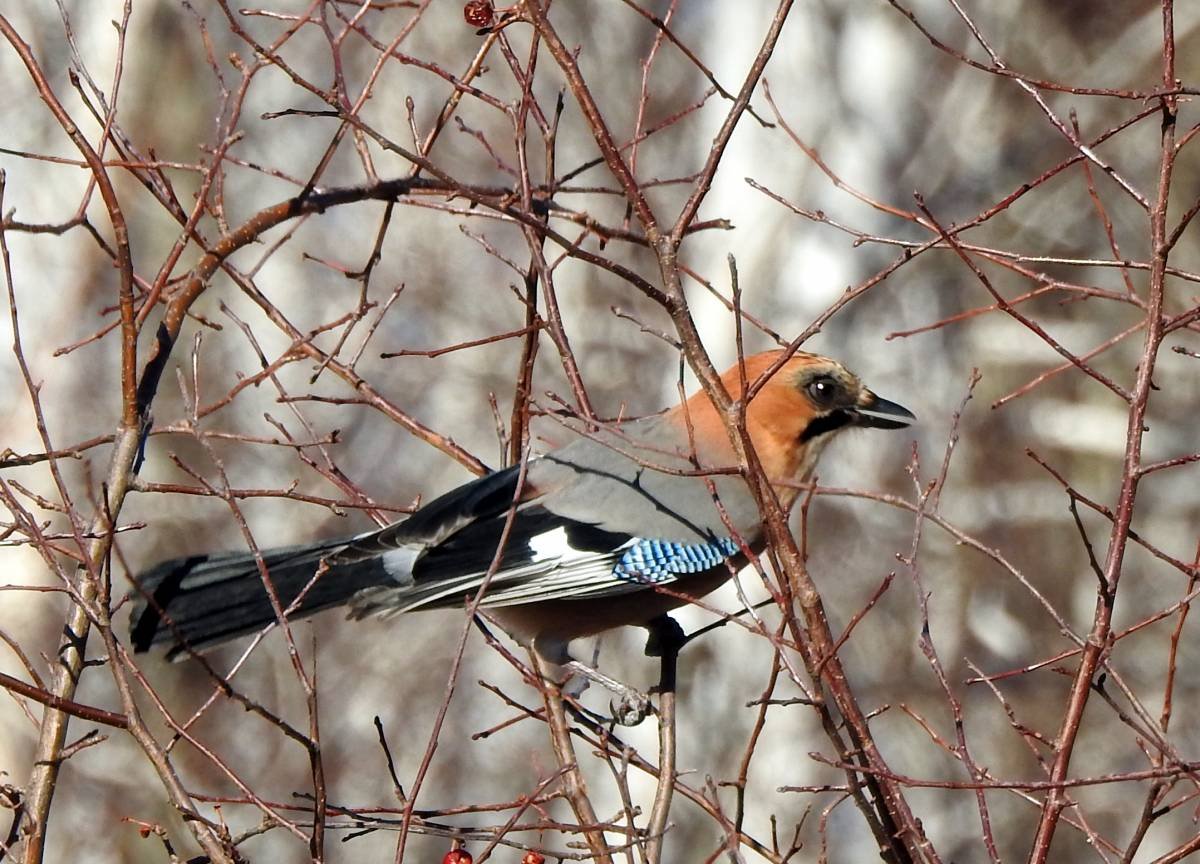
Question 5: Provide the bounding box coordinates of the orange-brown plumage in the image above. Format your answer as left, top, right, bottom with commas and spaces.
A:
662, 350, 889, 508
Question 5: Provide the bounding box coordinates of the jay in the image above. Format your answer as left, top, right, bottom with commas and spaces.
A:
130, 350, 912, 689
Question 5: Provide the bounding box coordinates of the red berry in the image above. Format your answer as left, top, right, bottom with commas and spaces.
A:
443, 849, 473, 864
522, 854, 546, 864
463, 1, 494, 28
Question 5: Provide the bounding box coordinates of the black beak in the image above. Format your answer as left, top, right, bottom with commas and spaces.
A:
852, 391, 915, 430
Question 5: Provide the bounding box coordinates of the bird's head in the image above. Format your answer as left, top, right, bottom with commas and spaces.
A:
676, 349, 914, 496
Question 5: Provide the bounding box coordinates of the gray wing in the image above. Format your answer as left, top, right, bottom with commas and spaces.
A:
350, 418, 763, 617
527, 416, 762, 547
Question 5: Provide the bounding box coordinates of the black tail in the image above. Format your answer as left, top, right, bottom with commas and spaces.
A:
129, 539, 388, 659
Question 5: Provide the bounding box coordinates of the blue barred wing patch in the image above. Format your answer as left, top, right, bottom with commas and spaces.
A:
613, 537, 740, 585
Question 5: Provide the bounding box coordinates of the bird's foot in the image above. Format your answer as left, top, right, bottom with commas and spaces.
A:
562, 659, 653, 726
610, 690, 652, 726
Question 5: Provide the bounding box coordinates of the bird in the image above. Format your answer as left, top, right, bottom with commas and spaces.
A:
129, 349, 912, 700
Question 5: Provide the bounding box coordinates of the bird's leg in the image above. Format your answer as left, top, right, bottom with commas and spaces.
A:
643, 614, 685, 697
561, 616, 686, 723
561, 659, 652, 726
560, 637, 603, 700
642, 614, 685, 659
532, 633, 652, 725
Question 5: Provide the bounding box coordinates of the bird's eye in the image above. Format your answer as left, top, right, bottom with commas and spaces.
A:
806, 376, 839, 406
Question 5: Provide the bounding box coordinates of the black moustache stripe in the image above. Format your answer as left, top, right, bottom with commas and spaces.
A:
799, 409, 852, 443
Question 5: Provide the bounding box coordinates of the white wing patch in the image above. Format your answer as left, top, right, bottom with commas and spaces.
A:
381, 545, 420, 582
529, 525, 571, 562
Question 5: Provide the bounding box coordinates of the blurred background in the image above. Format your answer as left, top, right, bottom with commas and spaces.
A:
1, 1, 1199, 861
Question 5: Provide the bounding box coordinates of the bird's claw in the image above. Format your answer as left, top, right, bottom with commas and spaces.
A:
562, 658, 653, 725
610, 690, 653, 726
